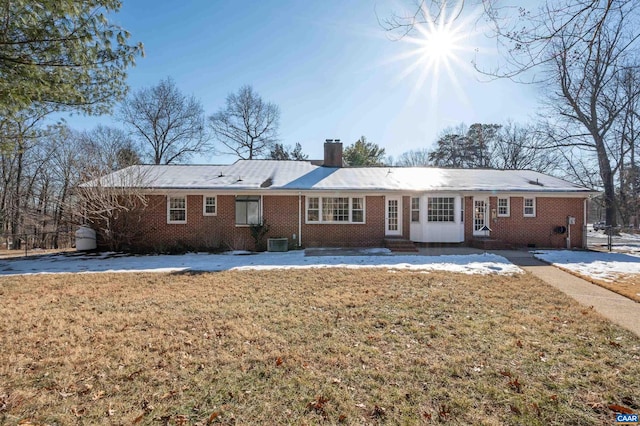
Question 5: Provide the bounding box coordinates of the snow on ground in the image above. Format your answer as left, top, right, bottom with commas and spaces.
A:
588, 231, 640, 241
608, 245, 640, 254
0, 250, 522, 276
588, 230, 640, 251
534, 250, 640, 281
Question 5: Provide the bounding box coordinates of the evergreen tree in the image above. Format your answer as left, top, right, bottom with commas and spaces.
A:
343, 136, 386, 166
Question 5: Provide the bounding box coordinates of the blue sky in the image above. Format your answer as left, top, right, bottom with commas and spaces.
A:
61, 0, 541, 164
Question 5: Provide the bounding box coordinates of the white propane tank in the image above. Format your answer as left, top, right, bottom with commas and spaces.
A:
75, 226, 97, 251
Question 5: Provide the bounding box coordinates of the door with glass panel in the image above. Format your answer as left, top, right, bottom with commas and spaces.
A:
385, 196, 402, 236
472, 197, 488, 236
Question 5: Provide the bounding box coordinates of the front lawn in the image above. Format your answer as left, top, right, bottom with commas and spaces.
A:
1, 270, 638, 425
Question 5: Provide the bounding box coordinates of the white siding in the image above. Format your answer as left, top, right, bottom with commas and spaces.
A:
410, 195, 464, 243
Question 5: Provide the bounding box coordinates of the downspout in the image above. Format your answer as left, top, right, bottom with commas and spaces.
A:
298, 192, 302, 247
583, 198, 588, 249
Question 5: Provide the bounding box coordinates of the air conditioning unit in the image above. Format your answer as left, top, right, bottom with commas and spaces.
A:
267, 238, 288, 252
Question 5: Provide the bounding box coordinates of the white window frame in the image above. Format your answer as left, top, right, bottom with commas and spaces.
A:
235, 195, 262, 226
203, 195, 217, 216
306, 196, 366, 224
523, 197, 536, 217
427, 197, 455, 222
351, 197, 365, 223
411, 197, 420, 223
307, 197, 320, 222
167, 195, 187, 224
322, 197, 350, 222
497, 197, 510, 217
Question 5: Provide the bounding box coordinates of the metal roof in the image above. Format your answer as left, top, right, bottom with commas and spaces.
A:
86, 160, 595, 194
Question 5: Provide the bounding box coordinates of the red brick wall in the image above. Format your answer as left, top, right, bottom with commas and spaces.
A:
464, 196, 585, 249
302, 195, 386, 247
117, 193, 585, 251
262, 195, 299, 243
129, 194, 389, 251
134, 194, 252, 251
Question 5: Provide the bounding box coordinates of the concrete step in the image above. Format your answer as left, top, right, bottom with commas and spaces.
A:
472, 238, 512, 250
384, 238, 419, 253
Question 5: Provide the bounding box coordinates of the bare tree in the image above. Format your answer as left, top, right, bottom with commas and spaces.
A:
539, 2, 640, 226
611, 67, 640, 226
0, 115, 146, 251
119, 78, 207, 164
492, 121, 561, 173
380, 1, 467, 40
78, 125, 141, 173
0, 108, 50, 248
209, 85, 280, 160
394, 148, 431, 166
75, 166, 153, 251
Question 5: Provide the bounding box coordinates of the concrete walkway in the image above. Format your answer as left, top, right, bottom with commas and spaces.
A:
496, 250, 640, 337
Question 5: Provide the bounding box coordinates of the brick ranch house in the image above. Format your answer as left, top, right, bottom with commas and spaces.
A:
85, 142, 596, 251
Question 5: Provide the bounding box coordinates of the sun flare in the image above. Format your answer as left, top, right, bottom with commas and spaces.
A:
391, 5, 478, 102
417, 24, 459, 66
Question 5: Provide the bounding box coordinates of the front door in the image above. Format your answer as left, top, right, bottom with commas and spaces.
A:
385, 196, 402, 236
473, 197, 489, 236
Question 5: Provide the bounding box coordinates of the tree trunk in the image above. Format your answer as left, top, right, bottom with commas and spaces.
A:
595, 135, 617, 227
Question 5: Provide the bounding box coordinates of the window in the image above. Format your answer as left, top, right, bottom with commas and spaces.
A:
168, 196, 186, 224
411, 197, 420, 222
323, 197, 349, 222
203, 196, 217, 216
306, 196, 365, 223
307, 197, 320, 222
427, 197, 455, 222
351, 198, 364, 223
497, 197, 510, 217
236, 196, 261, 225
524, 198, 536, 217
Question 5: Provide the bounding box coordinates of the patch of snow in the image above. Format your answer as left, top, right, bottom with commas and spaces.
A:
533, 250, 640, 281
588, 231, 640, 242
609, 245, 640, 254
0, 251, 522, 276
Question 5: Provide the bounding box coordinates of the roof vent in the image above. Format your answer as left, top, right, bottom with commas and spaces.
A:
528, 178, 544, 186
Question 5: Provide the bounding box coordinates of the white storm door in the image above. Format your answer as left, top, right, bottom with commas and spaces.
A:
473, 197, 488, 236
385, 196, 402, 236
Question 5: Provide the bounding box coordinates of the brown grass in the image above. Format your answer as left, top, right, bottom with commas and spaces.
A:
584, 273, 640, 303
1, 269, 639, 425
555, 266, 640, 303
607, 274, 640, 301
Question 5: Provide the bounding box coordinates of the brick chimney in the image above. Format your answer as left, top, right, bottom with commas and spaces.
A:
323, 139, 343, 167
